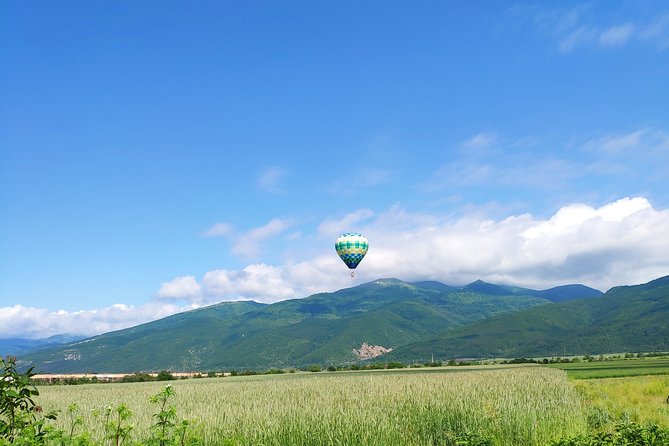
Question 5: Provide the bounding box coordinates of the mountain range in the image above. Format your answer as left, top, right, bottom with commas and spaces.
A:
16, 277, 614, 373
387, 275, 669, 361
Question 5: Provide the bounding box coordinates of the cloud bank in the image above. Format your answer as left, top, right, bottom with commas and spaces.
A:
158, 196, 669, 301
0, 302, 196, 340
4, 196, 668, 339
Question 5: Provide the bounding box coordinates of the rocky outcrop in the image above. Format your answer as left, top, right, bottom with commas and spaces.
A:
352, 343, 393, 359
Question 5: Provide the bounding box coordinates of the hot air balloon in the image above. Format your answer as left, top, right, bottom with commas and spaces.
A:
335, 232, 368, 277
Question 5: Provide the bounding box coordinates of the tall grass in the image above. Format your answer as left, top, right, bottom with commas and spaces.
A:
574, 375, 669, 428
37, 366, 586, 445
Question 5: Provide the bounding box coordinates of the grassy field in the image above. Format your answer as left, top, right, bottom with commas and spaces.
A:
545, 358, 669, 433
36, 365, 586, 446
573, 375, 669, 428
548, 358, 669, 379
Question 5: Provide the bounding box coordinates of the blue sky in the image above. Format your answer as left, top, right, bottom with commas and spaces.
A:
2, 1, 669, 338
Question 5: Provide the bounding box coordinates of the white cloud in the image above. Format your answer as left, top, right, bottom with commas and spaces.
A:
427, 162, 495, 188
359, 168, 391, 187
424, 155, 575, 191
360, 197, 669, 291
202, 264, 296, 302
558, 24, 635, 52
519, 5, 669, 52
318, 209, 375, 237
425, 127, 669, 193
584, 129, 648, 154
201, 218, 294, 259
157, 276, 202, 301
559, 26, 597, 52
328, 168, 392, 195
232, 218, 294, 259
524, 197, 650, 239
246, 218, 292, 240
202, 222, 234, 237
168, 196, 669, 305
640, 12, 669, 49
599, 24, 635, 47
584, 128, 669, 155
257, 167, 286, 193
0, 302, 194, 339
461, 132, 498, 150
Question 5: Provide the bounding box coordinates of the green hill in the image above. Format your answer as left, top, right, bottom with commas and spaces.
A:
20, 278, 553, 372
388, 275, 669, 362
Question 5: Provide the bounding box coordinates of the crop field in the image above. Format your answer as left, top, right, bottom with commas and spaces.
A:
548, 358, 669, 379
36, 365, 587, 446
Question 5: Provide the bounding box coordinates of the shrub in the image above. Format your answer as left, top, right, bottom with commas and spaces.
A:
156, 371, 175, 381
121, 373, 154, 383
550, 422, 669, 446
386, 362, 405, 369
586, 406, 612, 431
454, 432, 494, 446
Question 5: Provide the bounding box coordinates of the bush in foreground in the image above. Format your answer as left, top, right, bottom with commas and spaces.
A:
550, 423, 669, 446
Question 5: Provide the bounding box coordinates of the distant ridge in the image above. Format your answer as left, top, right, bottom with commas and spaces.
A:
536, 284, 603, 302
411, 281, 457, 293
387, 275, 669, 361
462, 280, 602, 302
0, 334, 84, 357
462, 280, 512, 296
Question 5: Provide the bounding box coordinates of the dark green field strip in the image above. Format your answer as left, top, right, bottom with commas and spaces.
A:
548, 359, 669, 379
566, 370, 669, 379
550, 359, 669, 369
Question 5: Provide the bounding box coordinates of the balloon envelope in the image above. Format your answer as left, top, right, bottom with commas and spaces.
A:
335, 233, 369, 269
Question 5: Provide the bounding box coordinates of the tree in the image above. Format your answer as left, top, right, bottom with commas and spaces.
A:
156, 371, 175, 381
